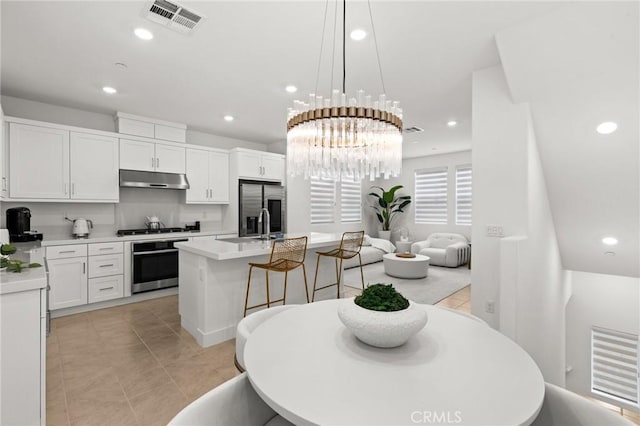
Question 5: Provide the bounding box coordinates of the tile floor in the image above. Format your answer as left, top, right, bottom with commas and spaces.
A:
46, 285, 638, 426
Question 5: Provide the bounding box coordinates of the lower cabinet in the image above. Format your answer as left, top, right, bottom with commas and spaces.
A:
48, 256, 88, 310
47, 242, 124, 311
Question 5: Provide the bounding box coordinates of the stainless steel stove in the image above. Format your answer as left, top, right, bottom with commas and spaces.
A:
116, 227, 185, 236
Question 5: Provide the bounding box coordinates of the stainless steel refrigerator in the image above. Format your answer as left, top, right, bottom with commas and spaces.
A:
239, 180, 286, 237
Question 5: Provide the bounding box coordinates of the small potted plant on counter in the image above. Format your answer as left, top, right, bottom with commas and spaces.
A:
0, 244, 42, 273
369, 185, 411, 240
337, 283, 428, 348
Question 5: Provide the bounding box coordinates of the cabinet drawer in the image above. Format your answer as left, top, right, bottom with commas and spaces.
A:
88, 275, 123, 303
46, 244, 87, 260
88, 253, 123, 278
88, 242, 123, 256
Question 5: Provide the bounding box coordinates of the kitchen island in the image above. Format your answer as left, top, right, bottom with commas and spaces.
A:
175, 233, 345, 347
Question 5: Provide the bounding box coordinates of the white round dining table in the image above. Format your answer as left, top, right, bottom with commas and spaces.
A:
244, 299, 545, 426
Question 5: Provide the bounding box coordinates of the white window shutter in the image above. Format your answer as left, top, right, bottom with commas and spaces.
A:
340, 177, 361, 223
456, 165, 472, 225
415, 168, 448, 224
310, 176, 336, 224
591, 326, 639, 407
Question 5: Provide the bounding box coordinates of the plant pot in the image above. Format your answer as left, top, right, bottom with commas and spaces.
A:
378, 230, 391, 240
337, 299, 428, 348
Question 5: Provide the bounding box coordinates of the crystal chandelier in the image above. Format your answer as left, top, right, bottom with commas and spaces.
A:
286, 0, 403, 181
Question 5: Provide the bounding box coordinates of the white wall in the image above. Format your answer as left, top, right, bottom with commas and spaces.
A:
364, 151, 472, 243
565, 271, 640, 409
472, 64, 568, 385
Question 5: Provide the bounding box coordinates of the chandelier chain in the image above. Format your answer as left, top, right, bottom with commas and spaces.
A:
342, 0, 346, 94
367, 0, 387, 95
314, 0, 330, 96
330, 0, 338, 94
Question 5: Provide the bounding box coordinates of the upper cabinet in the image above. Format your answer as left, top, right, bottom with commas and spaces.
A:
1, 106, 8, 199
185, 148, 229, 204
120, 139, 185, 174
7, 121, 119, 202
116, 112, 187, 143
233, 149, 285, 182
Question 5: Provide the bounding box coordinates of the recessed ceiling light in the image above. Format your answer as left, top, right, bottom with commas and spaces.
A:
102, 86, 117, 94
596, 121, 617, 135
447, 120, 458, 127
114, 62, 128, 70
134, 28, 154, 41
350, 29, 367, 41
224, 115, 234, 122
602, 237, 618, 246
285, 85, 298, 93
604, 251, 616, 256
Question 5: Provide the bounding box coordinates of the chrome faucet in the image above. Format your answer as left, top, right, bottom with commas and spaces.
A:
258, 208, 271, 240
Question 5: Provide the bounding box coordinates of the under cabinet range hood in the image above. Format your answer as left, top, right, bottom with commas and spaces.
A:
119, 170, 190, 190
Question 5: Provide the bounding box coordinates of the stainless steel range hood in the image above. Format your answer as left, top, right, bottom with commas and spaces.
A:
119, 170, 190, 190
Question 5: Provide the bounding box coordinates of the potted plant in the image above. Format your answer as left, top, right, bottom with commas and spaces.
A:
369, 185, 411, 240
0, 244, 42, 273
337, 283, 428, 348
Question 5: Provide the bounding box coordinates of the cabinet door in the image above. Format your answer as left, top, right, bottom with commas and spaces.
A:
120, 139, 155, 172
261, 155, 285, 182
0, 108, 7, 199
70, 132, 119, 201
209, 151, 229, 203
9, 123, 70, 199
185, 148, 210, 203
237, 151, 262, 179
155, 142, 185, 174
48, 257, 88, 310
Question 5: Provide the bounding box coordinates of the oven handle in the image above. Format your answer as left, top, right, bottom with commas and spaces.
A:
133, 248, 179, 256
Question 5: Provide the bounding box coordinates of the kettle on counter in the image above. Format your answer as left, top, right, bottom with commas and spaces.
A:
65, 217, 93, 239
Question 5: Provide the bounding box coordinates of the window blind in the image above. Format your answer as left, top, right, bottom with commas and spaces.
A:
591, 327, 639, 407
340, 177, 362, 223
456, 165, 472, 225
415, 168, 448, 224
310, 176, 336, 224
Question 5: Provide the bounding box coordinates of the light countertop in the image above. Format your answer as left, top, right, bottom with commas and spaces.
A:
1, 242, 47, 295
175, 232, 344, 261
40, 228, 237, 246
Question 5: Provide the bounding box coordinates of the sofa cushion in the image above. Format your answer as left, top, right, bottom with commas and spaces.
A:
343, 246, 385, 269
418, 248, 446, 266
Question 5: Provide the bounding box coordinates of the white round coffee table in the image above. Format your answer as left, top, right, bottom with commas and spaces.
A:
383, 253, 430, 279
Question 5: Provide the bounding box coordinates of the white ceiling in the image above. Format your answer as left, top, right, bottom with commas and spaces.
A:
1, 0, 557, 158
496, 2, 639, 277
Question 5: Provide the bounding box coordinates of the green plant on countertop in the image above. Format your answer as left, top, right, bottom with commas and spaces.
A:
0, 244, 42, 273
354, 283, 410, 312
369, 185, 412, 231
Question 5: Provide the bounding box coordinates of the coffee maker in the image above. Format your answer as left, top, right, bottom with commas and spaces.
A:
6, 207, 43, 242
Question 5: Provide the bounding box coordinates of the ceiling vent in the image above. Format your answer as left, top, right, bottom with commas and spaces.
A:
404, 126, 424, 134
144, 0, 205, 34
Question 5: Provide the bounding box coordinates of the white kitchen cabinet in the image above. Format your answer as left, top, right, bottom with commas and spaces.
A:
47, 256, 88, 310
155, 142, 186, 173
120, 138, 185, 174
0, 285, 46, 426
120, 139, 155, 172
235, 149, 285, 182
9, 123, 70, 199
70, 132, 119, 201
0, 106, 7, 199
88, 253, 123, 278
185, 148, 229, 204
88, 275, 123, 303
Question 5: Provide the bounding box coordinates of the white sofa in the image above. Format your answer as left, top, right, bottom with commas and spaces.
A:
343, 235, 395, 269
411, 233, 470, 268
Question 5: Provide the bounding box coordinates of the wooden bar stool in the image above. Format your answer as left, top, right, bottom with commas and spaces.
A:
243, 236, 310, 317
312, 231, 365, 301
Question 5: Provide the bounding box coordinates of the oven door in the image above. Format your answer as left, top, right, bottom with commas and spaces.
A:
131, 239, 186, 294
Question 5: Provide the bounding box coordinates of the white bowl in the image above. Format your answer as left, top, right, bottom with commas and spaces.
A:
337, 299, 428, 348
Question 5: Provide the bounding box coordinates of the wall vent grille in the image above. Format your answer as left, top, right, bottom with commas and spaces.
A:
591, 326, 639, 408
144, 0, 205, 34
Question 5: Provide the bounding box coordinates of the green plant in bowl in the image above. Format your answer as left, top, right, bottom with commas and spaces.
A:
0, 244, 42, 273
354, 283, 409, 312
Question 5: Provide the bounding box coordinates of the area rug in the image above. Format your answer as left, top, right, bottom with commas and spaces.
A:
341, 261, 471, 305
